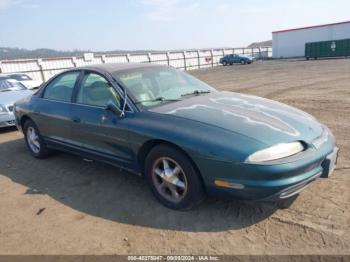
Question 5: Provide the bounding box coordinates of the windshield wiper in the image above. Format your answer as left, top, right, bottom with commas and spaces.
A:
0, 89, 12, 92
181, 90, 211, 97
135, 97, 181, 104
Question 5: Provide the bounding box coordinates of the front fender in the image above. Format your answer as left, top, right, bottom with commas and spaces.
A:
125, 111, 266, 166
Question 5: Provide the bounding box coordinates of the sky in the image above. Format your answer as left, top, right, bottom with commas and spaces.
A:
0, 0, 349, 51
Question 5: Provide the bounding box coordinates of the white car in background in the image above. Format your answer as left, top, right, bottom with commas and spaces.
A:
0, 73, 42, 89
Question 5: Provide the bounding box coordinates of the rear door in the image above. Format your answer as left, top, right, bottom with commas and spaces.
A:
226, 54, 233, 63
70, 71, 132, 167
32, 70, 80, 144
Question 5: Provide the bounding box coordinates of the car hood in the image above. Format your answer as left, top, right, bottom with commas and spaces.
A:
0, 90, 33, 105
149, 91, 323, 146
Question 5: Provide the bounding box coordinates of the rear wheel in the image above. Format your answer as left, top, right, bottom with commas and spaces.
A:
145, 145, 205, 210
240, 59, 246, 65
23, 119, 50, 158
222, 61, 227, 66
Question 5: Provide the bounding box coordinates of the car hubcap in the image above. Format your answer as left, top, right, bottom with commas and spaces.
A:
152, 157, 188, 203
27, 126, 40, 154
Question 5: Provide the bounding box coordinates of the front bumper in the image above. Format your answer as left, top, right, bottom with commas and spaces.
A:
263, 170, 322, 200
0, 113, 16, 128
194, 132, 337, 201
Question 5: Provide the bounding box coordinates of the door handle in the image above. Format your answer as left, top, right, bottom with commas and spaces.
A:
72, 116, 81, 123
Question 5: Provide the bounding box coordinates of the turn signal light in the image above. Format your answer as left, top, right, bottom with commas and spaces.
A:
214, 180, 245, 189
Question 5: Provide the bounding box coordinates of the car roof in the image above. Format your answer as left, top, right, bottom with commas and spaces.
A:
78, 63, 166, 74
0, 76, 9, 80
0, 73, 27, 76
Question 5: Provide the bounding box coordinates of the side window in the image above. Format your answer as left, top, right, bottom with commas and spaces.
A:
43, 71, 79, 102
77, 73, 121, 108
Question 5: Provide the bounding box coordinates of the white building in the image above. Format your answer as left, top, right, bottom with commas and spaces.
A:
272, 21, 350, 58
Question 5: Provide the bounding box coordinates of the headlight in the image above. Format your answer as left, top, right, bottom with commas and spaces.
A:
246, 141, 305, 163
0, 105, 7, 114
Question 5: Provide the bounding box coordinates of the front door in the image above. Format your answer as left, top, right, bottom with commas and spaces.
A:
70, 71, 132, 167
233, 54, 239, 63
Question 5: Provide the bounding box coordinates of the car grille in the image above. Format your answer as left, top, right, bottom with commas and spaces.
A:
7, 105, 14, 112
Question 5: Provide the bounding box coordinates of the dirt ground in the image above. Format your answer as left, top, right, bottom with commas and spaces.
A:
0, 59, 349, 255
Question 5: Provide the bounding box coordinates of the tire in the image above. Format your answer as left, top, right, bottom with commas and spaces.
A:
229, 62, 233, 66
240, 59, 246, 65
23, 119, 50, 159
223, 61, 227, 66
144, 144, 205, 210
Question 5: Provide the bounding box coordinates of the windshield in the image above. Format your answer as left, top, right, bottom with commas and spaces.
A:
0, 80, 27, 92
114, 66, 215, 107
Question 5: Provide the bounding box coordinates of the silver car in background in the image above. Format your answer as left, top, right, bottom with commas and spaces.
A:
0, 79, 33, 128
0, 73, 42, 90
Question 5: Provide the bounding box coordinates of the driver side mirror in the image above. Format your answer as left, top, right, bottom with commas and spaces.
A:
106, 101, 124, 118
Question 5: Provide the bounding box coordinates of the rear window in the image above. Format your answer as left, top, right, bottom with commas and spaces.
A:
9, 74, 32, 81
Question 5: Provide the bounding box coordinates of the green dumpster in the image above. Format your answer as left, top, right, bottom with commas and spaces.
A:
305, 38, 350, 59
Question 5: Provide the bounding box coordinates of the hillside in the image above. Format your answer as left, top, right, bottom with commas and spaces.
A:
248, 40, 272, 48
0, 47, 151, 60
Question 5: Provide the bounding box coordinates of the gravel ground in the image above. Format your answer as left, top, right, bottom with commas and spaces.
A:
0, 59, 349, 255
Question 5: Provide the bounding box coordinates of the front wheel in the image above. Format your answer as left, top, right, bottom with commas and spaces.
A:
24, 119, 50, 158
145, 145, 205, 210
222, 61, 227, 66
240, 59, 246, 65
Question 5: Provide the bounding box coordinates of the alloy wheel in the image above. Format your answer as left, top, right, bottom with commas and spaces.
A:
26, 126, 40, 154
151, 157, 188, 203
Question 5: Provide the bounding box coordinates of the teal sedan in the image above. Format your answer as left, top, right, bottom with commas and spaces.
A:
14, 63, 338, 210
220, 54, 255, 65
